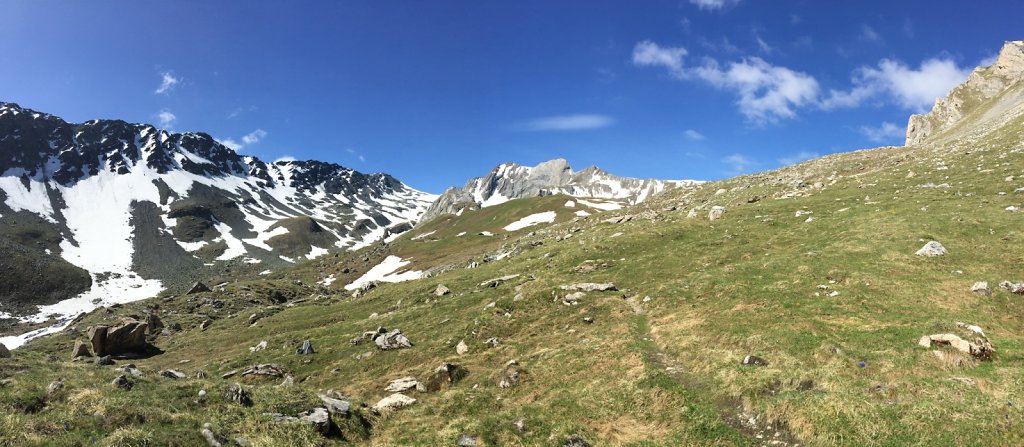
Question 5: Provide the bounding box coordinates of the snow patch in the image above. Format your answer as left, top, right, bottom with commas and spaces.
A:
576, 199, 623, 211
574, 210, 591, 217
503, 211, 557, 231
344, 255, 424, 291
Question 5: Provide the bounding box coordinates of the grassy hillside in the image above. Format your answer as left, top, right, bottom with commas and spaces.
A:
2, 117, 1024, 446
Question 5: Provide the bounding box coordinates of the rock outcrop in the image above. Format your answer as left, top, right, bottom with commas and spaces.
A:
906, 41, 1024, 146
89, 319, 149, 357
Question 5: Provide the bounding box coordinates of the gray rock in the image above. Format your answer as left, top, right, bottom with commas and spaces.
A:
47, 380, 64, 395
298, 408, 333, 435
112, 375, 134, 390
225, 383, 253, 406
160, 369, 187, 379
187, 281, 212, 294
457, 434, 479, 446
499, 360, 522, 388
456, 340, 469, 355
89, 318, 149, 357
708, 206, 726, 221
564, 434, 592, 447
372, 393, 417, 413
426, 362, 466, 391
241, 364, 288, 378
486, 337, 501, 347
1000, 280, 1024, 294
318, 393, 351, 417
480, 274, 520, 288
559, 283, 616, 292
512, 418, 527, 432
434, 284, 451, 296
742, 355, 768, 366
0, 342, 8, 358
94, 355, 114, 366
373, 328, 413, 351
385, 377, 424, 393
562, 291, 585, 305
915, 240, 947, 257
971, 281, 992, 296
296, 340, 315, 355
71, 340, 92, 358
200, 423, 222, 447
117, 364, 144, 377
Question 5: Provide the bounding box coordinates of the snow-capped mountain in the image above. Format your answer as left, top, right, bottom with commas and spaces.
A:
0, 102, 435, 319
420, 158, 701, 223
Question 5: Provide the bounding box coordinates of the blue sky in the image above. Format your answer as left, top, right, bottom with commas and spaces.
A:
1, 1, 1019, 193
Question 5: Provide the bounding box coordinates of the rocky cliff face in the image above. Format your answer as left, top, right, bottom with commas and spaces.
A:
0, 102, 435, 317
906, 40, 1024, 146
420, 158, 700, 223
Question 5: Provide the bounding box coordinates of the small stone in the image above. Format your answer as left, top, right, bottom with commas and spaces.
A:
562, 291, 585, 305
512, 418, 527, 432
559, 283, 617, 292
434, 284, 451, 296
200, 423, 222, 447
200, 319, 213, 331
47, 380, 65, 395
915, 240, 947, 257
372, 393, 416, 413
456, 340, 469, 355
160, 369, 187, 379
112, 375, 134, 390
457, 434, 478, 446
225, 383, 253, 406
485, 337, 501, 347
296, 340, 315, 355
741, 355, 768, 366
708, 206, 726, 221
971, 281, 992, 296
499, 360, 522, 388
583, 317, 594, 324
385, 377, 424, 393
1000, 280, 1024, 294
94, 355, 114, 366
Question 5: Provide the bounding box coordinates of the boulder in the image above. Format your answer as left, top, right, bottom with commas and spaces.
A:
915, 240, 947, 257
426, 362, 466, 391
559, 283, 616, 292
918, 323, 995, 360
708, 206, 725, 221
385, 377, 424, 393
71, 340, 92, 359
434, 284, 451, 296
372, 393, 416, 413
89, 319, 149, 357
187, 281, 212, 294
456, 340, 469, 355
241, 364, 288, 379
1000, 280, 1024, 294
298, 408, 333, 436
971, 282, 992, 296
0, 342, 10, 358
318, 393, 351, 417
118, 364, 144, 377
373, 328, 413, 351
296, 340, 315, 355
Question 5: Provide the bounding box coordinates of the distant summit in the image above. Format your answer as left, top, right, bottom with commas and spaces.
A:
420, 158, 700, 223
906, 40, 1024, 146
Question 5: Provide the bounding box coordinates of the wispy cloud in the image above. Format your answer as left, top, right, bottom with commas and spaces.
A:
346, 148, 366, 162
755, 35, 773, 54
274, 155, 296, 163
519, 114, 614, 131
241, 129, 267, 145
777, 150, 820, 165
632, 41, 687, 76
723, 153, 756, 174
689, 0, 740, 11
155, 72, 180, 94
684, 129, 706, 141
859, 122, 905, 143
859, 24, 882, 43
216, 129, 267, 152
157, 109, 176, 129
227, 105, 258, 119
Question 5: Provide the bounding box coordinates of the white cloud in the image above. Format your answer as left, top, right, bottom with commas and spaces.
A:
217, 138, 242, 151
216, 128, 267, 152
822, 58, 971, 111
692, 58, 820, 124
241, 129, 267, 145
690, 0, 740, 11
632, 41, 687, 76
228, 105, 258, 119
157, 109, 176, 129
777, 150, 820, 165
684, 129, 706, 141
859, 25, 882, 43
346, 148, 366, 162
723, 153, 756, 174
755, 35, 773, 54
859, 122, 905, 143
274, 155, 296, 163
155, 72, 180, 94
520, 114, 614, 131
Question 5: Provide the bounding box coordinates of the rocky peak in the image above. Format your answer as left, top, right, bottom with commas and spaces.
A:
906, 40, 1024, 146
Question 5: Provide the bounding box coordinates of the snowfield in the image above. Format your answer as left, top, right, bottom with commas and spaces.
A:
344, 255, 425, 291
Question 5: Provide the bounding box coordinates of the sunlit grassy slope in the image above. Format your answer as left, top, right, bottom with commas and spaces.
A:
3, 114, 1024, 446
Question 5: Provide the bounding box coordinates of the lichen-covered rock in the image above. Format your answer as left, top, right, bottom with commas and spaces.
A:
915, 241, 947, 257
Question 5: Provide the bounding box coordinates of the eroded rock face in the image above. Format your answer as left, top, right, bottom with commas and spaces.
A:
906, 40, 1024, 146
89, 319, 149, 357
